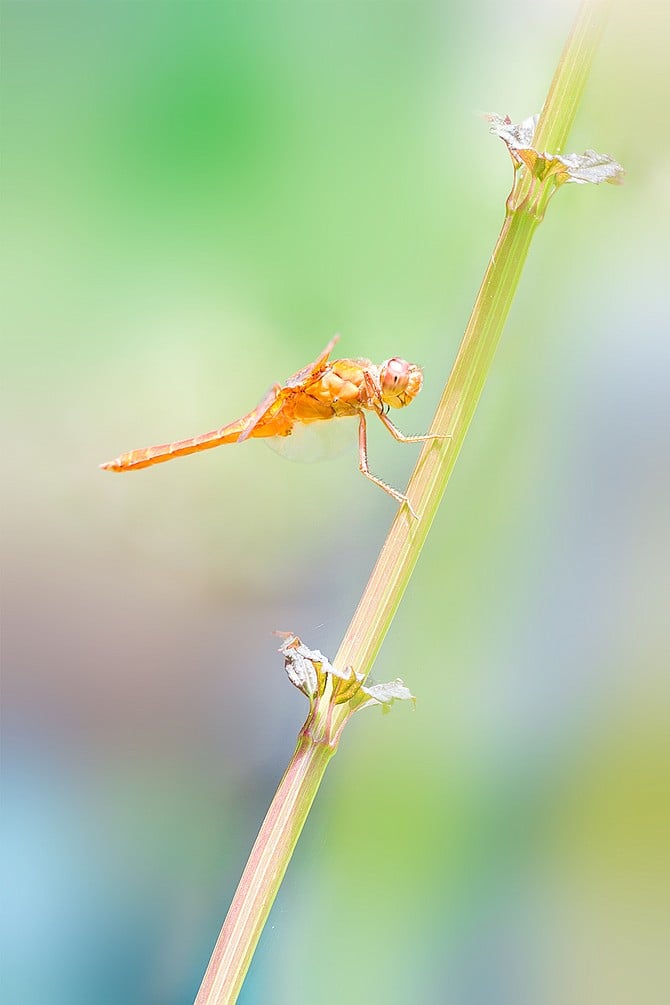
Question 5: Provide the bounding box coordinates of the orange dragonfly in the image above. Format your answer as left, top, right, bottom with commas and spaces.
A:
100, 336, 440, 513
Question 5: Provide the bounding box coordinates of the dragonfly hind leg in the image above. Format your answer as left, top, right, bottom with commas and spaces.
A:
357, 414, 418, 518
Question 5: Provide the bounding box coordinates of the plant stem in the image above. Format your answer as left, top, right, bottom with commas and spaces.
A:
331, 204, 536, 700
535, 0, 612, 154
194, 1, 612, 1000
195, 733, 336, 1005
331, 0, 611, 722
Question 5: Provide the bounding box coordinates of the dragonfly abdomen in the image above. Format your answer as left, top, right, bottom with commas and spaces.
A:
100, 422, 248, 471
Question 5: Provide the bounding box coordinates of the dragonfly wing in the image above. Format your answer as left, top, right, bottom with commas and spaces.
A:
100, 338, 342, 469
237, 337, 340, 443
267, 415, 358, 463
284, 335, 339, 389
235, 383, 283, 442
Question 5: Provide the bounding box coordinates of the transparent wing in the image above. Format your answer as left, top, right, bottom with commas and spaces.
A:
266, 416, 358, 464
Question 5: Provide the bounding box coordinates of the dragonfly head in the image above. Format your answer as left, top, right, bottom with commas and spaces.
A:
379, 358, 423, 408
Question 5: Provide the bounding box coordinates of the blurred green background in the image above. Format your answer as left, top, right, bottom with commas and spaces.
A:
3, 1, 668, 1003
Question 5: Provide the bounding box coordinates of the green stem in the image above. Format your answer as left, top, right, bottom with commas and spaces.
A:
332, 205, 536, 695
195, 734, 335, 1005
535, 0, 612, 154
194, 1, 612, 999
331, 0, 612, 717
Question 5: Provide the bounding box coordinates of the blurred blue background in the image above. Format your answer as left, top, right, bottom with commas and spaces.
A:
2, 1, 668, 1003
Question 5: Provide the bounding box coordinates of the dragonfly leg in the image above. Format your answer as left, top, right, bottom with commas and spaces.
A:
357, 414, 418, 518
376, 410, 450, 445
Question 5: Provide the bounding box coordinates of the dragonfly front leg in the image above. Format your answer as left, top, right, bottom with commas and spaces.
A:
376, 410, 448, 445
357, 413, 418, 518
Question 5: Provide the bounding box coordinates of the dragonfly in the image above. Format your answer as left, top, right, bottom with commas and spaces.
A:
100, 336, 441, 513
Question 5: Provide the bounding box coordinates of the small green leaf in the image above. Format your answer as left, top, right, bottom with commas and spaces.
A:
487, 112, 624, 187
275, 633, 414, 718
331, 667, 367, 707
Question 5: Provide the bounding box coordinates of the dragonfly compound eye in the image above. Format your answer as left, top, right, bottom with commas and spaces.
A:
380, 358, 423, 408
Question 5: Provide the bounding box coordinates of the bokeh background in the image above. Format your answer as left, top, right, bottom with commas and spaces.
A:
3, 1, 668, 1003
